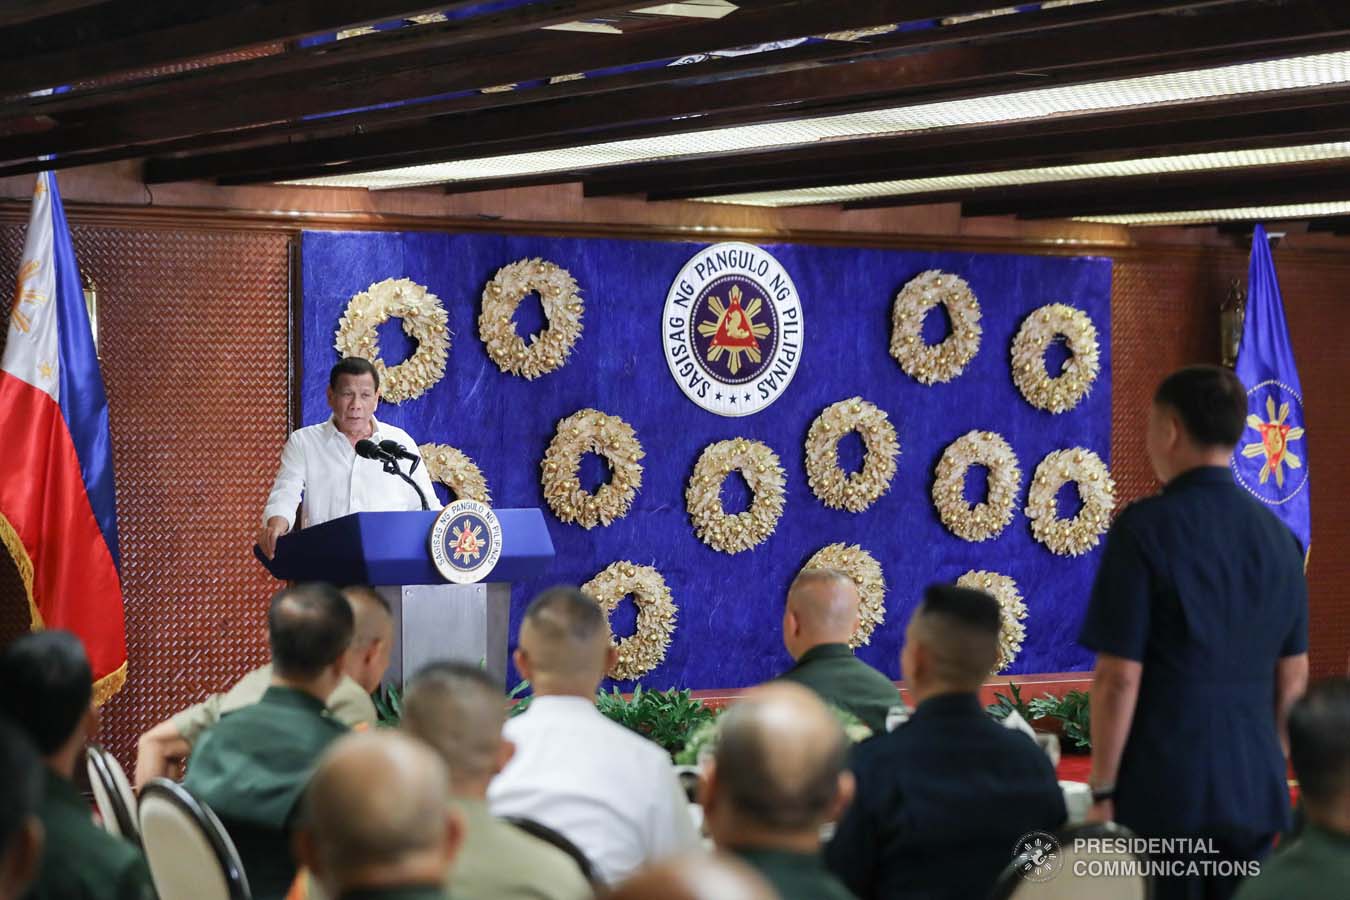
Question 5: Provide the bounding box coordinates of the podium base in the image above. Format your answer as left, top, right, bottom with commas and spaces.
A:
376, 583, 511, 689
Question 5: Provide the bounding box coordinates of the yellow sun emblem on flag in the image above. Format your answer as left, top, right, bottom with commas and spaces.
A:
697, 284, 772, 376
451, 520, 485, 564
1241, 396, 1306, 488
10, 259, 47, 334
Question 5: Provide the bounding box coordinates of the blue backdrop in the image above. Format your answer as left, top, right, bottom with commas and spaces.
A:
300, 230, 1113, 689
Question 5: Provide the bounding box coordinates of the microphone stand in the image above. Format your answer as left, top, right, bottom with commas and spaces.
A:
382, 457, 430, 511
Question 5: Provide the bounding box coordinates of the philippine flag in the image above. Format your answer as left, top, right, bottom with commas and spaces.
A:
1, 172, 126, 702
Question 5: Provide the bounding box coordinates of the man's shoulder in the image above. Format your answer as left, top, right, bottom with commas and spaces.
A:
464, 815, 592, 892
39, 800, 151, 898
328, 675, 378, 728
376, 420, 421, 445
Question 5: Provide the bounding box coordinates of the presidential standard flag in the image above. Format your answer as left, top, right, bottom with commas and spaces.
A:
1231, 223, 1310, 555
0, 172, 126, 702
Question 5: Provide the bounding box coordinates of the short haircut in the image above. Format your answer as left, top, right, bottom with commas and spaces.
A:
911, 584, 1002, 686
329, 357, 380, 393
268, 583, 355, 681
340, 585, 392, 649
522, 586, 607, 643
716, 696, 847, 831
0, 630, 92, 755
403, 662, 504, 779
1153, 365, 1247, 448
1288, 677, 1350, 805
0, 716, 42, 856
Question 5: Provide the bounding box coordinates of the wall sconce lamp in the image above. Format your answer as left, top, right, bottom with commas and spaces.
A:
82, 276, 99, 356
1219, 277, 1245, 368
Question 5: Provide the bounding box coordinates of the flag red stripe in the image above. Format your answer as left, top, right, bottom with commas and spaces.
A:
0, 371, 125, 680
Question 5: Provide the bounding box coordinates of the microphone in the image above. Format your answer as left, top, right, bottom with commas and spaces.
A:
379, 440, 421, 475
355, 439, 395, 463
358, 438, 430, 511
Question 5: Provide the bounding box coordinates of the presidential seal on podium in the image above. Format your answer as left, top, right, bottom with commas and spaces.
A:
430, 499, 503, 584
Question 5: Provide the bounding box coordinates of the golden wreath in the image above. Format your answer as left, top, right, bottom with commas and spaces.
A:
335, 278, 450, 403
541, 409, 644, 529
1025, 448, 1115, 557
890, 270, 983, 385
418, 443, 490, 504
956, 569, 1027, 673
803, 543, 887, 649
932, 430, 1023, 542
1011, 303, 1101, 413
479, 258, 583, 380
805, 397, 900, 513
582, 561, 677, 682
687, 439, 786, 555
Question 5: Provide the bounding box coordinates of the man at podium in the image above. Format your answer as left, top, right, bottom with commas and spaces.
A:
257, 358, 440, 558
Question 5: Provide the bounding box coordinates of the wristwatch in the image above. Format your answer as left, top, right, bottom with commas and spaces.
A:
1090, 784, 1116, 803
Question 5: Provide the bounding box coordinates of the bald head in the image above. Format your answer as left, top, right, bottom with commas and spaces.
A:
902, 584, 1001, 699
784, 569, 859, 659
514, 586, 614, 695
610, 853, 777, 900
709, 682, 851, 838
403, 662, 506, 790
299, 731, 459, 893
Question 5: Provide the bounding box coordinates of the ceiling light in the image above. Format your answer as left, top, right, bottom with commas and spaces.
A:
286, 50, 1350, 190
1074, 201, 1350, 226
694, 141, 1350, 207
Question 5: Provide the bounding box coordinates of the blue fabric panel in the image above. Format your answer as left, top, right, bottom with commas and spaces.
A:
300, 230, 1112, 690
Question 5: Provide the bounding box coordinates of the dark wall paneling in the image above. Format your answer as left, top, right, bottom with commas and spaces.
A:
0, 223, 289, 766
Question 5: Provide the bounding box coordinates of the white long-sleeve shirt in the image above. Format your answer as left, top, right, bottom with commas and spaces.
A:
488, 695, 699, 885
261, 416, 441, 531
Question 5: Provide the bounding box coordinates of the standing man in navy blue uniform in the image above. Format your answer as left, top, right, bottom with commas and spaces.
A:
1080, 365, 1309, 900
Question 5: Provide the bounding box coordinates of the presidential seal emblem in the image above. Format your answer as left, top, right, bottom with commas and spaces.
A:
1012, 831, 1063, 883
429, 500, 503, 584
663, 242, 803, 417
1233, 380, 1308, 503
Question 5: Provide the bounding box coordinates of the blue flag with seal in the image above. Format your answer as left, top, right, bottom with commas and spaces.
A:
1231, 224, 1310, 554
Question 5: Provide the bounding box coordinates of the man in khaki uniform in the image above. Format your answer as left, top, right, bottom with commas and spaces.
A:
403, 661, 593, 900
0, 631, 155, 900
134, 584, 391, 787
183, 583, 354, 900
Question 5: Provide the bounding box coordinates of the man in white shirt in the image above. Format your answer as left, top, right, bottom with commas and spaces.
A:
258, 358, 440, 558
488, 587, 699, 886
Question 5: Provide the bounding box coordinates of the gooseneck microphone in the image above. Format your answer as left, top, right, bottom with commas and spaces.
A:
355, 439, 395, 463
355, 438, 430, 510
378, 440, 421, 474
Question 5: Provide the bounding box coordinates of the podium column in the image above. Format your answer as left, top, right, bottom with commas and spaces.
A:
377, 583, 511, 688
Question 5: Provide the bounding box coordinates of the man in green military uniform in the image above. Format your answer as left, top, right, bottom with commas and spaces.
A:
0, 630, 155, 900
1235, 678, 1350, 900
778, 569, 901, 734
134, 584, 391, 787
296, 731, 463, 900
184, 582, 354, 900
703, 682, 857, 900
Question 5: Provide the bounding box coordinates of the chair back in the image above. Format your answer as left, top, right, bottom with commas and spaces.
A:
138, 778, 251, 900
86, 743, 139, 844
988, 822, 1151, 900
502, 816, 598, 885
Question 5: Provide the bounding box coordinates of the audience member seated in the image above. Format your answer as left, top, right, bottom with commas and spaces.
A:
488, 586, 698, 885
135, 584, 391, 787
0, 717, 45, 900
778, 569, 901, 733
402, 661, 593, 900
0, 631, 155, 900
296, 730, 463, 900
610, 853, 779, 900
1235, 677, 1350, 900
702, 681, 856, 900
825, 584, 1066, 899
183, 582, 354, 900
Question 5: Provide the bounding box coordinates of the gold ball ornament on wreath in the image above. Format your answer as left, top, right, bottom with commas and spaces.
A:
956, 569, 1027, 673
1025, 448, 1115, 557
479, 258, 583, 380
541, 409, 644, 529
932, 430, 1023, 542
334, 277, 450, 403
1011, 303, 1101, 413
802, 543, 886, 649
805, 397, 900, 513
582, 561, 677, 682
418, 444, 491, 504
890, 270, 983, 385
686, 439, 786, 554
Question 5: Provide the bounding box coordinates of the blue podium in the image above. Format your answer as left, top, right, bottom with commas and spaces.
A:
256, 509, 554, 687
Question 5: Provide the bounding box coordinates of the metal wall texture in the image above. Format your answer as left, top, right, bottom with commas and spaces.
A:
1, 220, 1347, 772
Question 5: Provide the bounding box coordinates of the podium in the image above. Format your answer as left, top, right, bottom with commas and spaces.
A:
255, 510, 554, 687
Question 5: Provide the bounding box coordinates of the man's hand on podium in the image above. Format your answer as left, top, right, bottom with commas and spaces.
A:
257, 516, 289, 559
